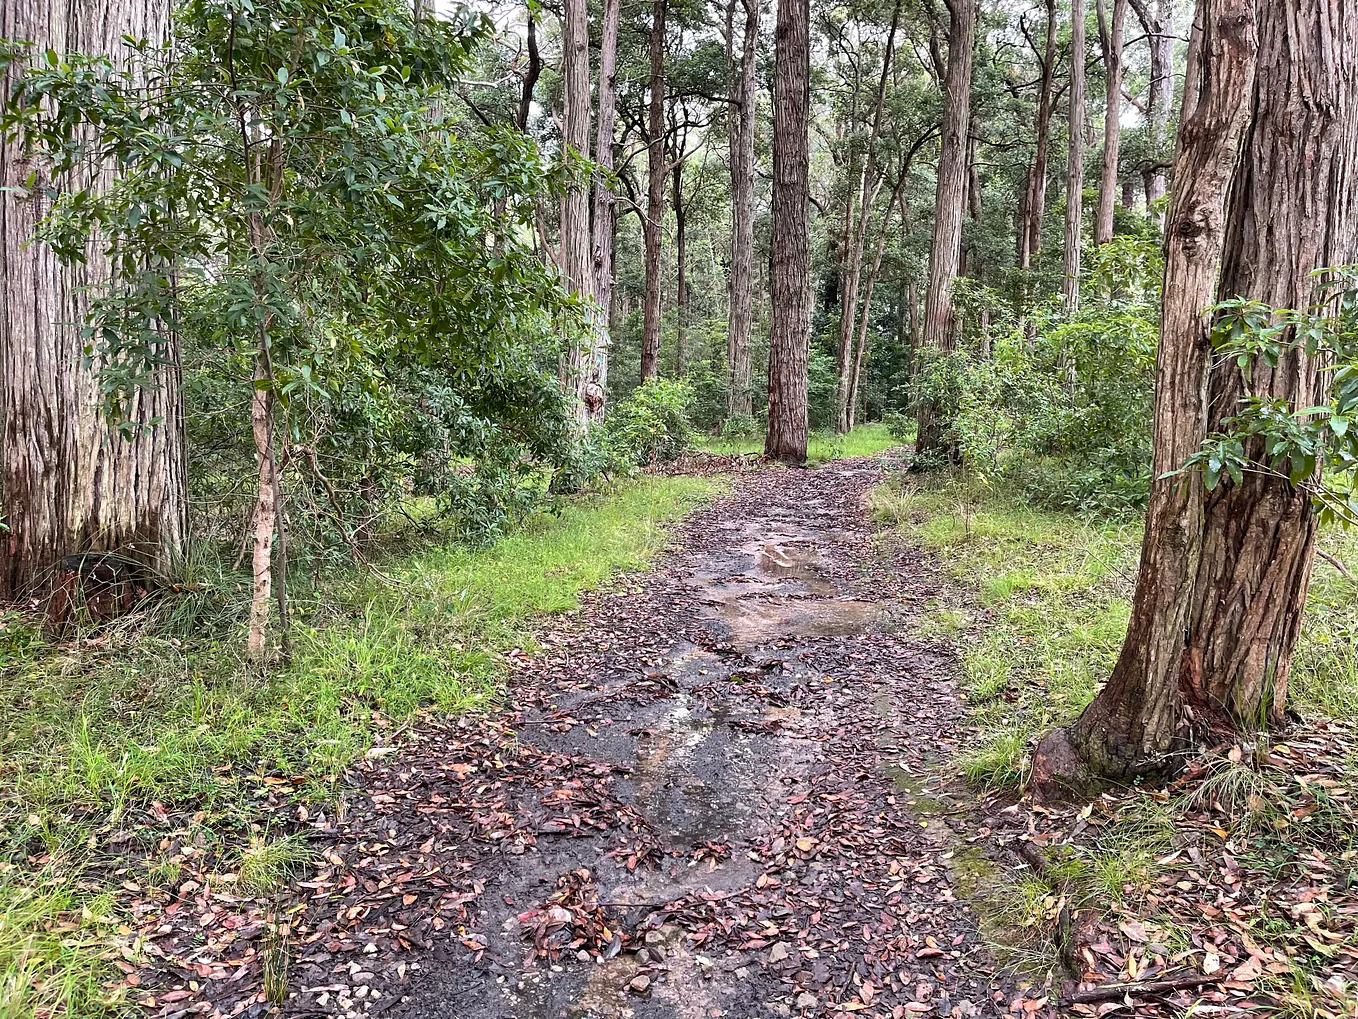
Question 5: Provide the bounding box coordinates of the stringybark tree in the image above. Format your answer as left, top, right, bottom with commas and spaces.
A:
1130, 0, 1173, 227
640, 0, 667, 382
1019, 0, 1058, 271
0, 0, 185, 601
836, 1, 900, 434
559, 0, 595, 422
1062, 0, 1086, 308
1094, 0, 1126, 245
726, 0, 759, 422
765, 0, 811, 464
914, 0, 976, 458
586, 0, 620, 422
1035, 0, 1358, 790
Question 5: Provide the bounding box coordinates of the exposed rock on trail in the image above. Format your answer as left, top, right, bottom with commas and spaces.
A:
135, 459, 1047, 1019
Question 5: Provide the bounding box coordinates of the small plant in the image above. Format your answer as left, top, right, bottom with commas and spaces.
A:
237, 834, 312, 896
605, 379, 696, 468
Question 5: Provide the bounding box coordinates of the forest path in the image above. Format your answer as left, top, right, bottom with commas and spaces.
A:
292, 459, 1042, 1019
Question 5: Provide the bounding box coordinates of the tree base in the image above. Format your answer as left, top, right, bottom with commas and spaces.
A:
1030, 725, 1102, 803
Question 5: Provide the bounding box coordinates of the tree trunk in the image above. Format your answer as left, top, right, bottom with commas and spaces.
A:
1062, 0, 1087, 308
1094, 0, 1126, 245
641, 0, 667, 383
1130, 0, 1173, 228
246, 350, 277, 660
1020, 0, 1058, 272
726, 0, 759, 422
1038, 0, 1358, 789
837, 2, 901, 435
914, 0, 976, 459
559, 0, 595, 421
585, 0, 620, 422
0, 0, 185, 602
765, 0, 812, 465
672, 159, 686, 376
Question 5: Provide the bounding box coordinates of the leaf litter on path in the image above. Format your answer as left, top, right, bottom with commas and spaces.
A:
119, 458, 1061, 1019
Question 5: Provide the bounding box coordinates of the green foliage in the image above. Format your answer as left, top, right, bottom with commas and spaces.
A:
4, 0, 580, 555
604, 379, 696, 467
1180, 268, 1358, 528
912, 236, 1161, 513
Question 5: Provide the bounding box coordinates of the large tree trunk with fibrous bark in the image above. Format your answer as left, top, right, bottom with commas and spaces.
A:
1036, 0, 1358, 793
1095, 0, 1126, 245
1062, 0, 1087, 308
640, 0, 667, 383
726, 0, 759, 422
914, 0, 976, 460
765, 0, 811, 465
584, 0, 620, 423
0, 0, 185, 603
559, 0, 596, 423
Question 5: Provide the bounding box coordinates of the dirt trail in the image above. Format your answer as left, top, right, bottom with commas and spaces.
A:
371, 459, 1031, 1019
143, 460, 1045, 1019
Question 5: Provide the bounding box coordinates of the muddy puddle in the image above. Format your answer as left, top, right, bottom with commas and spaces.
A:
687, 524, 889, 647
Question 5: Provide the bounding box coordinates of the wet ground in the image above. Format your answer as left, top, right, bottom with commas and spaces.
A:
134, 458, 1048, 1019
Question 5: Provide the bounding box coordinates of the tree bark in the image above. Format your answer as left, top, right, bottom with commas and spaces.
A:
1019, 0, 1058, 272
1094, 0, 1126, 245
914, 0, 976, 459
672, 158, 686, 376
765, 0, 812, 465
726, 0, 759, 422
641, 0, 667, 383
1130, 0, 1173, 228
1038, 0, 1358, 788
1062, 0, 1087, 308
559, 0, 593, 420
586, 0, 620, 422
0, 0, 185, 602
836, 1, 900, 434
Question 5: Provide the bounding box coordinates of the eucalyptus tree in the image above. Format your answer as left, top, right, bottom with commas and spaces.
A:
914, 0, 976, 459
1062, 0, 1086, 308
1094, 0, 1126, 244
766, 0, 813, 463
9, 0, 573, 656
1036, 0, 1358, 789
725, 0, 761, 422
0, 0, 183, 600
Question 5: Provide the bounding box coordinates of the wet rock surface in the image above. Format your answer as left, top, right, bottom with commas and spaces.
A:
134, 458, 1048, 1019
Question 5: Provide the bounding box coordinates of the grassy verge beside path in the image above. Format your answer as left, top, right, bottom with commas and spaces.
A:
697, 422, 902, 464
873, 473, 1358, 1015
0, 474, 720, 1018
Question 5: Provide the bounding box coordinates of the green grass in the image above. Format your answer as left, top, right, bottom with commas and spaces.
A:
870, 473, 1140, 791
0, 473, 720, 1018
873, 470, 1358, 993
696, 422, 904, 464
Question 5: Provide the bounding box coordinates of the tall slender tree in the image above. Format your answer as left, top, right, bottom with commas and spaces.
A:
1019, 0, 1058, 271
726, 0, 760, 423
0, 0, 185, 601
1130, 0, 1173, 227
640, 0, 667, 382
585, 0, 621, 422
1036, 0, 1358, 788
765, 0, 812, 464
1062, 0, 1087, 308
835, 1, 901, 435
559, 0, 595, 421
1094, 0, 1127, 244
915, 0, 976, 458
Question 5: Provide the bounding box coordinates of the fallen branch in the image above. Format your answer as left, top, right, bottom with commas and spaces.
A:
1061, 973, 1220, 1006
